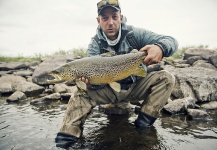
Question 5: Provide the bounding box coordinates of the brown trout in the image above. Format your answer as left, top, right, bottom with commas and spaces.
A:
47, 50, 148, 92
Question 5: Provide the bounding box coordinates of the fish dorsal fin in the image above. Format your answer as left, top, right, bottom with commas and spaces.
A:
100, 51, 116, 57
130, 49, 139, 53
109, 82, 121, 92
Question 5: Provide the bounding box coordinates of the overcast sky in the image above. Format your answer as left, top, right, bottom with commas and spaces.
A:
0, 0, 217, 56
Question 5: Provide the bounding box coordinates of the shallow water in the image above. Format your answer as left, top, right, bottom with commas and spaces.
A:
0, 97, 217, 150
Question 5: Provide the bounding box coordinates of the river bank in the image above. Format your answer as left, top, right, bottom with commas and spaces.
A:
0, 48, 217, 149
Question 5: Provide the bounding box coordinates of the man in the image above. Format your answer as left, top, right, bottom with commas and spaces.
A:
55, 0, 178, 148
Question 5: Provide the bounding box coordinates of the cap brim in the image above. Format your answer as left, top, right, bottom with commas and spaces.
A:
98, 5, 120, 15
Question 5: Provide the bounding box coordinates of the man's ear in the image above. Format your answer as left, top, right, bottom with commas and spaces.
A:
120, 14, 123, 21
97, 16, 100, 24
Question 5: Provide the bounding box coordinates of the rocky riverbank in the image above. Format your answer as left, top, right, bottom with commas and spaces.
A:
0, 48, 217, 121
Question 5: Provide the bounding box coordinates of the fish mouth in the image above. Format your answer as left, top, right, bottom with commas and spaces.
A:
46, 73, 64, 83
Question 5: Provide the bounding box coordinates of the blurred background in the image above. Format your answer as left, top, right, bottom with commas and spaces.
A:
0, 0, 217, 56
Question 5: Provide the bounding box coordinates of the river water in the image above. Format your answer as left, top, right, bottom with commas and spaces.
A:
0, 97, 217, 150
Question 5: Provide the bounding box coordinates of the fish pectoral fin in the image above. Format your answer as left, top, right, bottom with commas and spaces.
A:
133, 66, 147, 77
109, 82, 121, 92
76, 79, 87, 91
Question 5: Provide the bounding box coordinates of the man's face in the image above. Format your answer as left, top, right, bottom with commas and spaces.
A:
97, 7, 123, 40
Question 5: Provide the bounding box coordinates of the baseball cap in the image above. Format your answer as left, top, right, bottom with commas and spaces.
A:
97, 0, 121, 15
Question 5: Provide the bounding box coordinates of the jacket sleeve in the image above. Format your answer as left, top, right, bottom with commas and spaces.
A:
133, 26, 178, 57
87, 38, 100, 57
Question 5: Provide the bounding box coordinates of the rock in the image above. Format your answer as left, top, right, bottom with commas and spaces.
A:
175, 64, 190, 68
186, 56, 203, 65
65, 86, 77, 93
147, 63, 163, 73
200, 101, 217, 110
6, 91, 27, 102
0, 75, 44, 96
163, 97, 197, 114
44, 88, 53, 94
163, 66, 217, 102
0, 82, 13, 94
29, 61, 41, 67
13, 70, 33, 76
32, 54, 74, 85
0, 70, 13, 75
45, 93, 61, 100
30, 93, 61, 105
184, 48, 217, 60
0, 62, 28, 71
193, 60, 216, 70
172, 59, 187, 64
60, 93, 72, 101
209, 54, 217, 67
187, 109, 212, 120
26, 76, 33, 82
53, 84, 67, 93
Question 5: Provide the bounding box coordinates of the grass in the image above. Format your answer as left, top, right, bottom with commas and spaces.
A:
165, 45, 217, 62
0, 45, 216, 63
0, 48, 87, 63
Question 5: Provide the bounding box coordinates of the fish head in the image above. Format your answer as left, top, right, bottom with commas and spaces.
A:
46, 69, 65, 83
46, 67, 76, 84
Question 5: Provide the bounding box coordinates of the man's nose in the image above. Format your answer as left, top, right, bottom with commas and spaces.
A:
108, 18, 114, 25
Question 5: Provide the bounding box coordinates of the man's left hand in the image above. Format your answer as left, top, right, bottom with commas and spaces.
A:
139, 45, 163, 66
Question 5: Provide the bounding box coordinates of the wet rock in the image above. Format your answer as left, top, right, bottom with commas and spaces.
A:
6, 91, 27, 102
45, 92, 61, 100
164, 66, 217, 102
30, 93, 61, 105
99, 102, 133, 115
0, 62, 28, 71
60, 93, 72, 101
0, 75, 44, 96
163, 97, 197, 114
200, 101, 217, 110
187, 109, 211, 120
44, 88, 53, 94
32, 54, 74, 85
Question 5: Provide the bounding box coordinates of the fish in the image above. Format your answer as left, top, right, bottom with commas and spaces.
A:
47, 49, 148, 92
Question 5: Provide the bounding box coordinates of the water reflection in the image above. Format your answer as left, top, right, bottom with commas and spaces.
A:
0, 97, 217, 150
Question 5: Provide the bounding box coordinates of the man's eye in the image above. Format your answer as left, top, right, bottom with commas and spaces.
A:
113, 15, 118, 20
102, 17, 108, 21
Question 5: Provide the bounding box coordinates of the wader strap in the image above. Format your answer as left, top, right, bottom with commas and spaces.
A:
93, 25, 139, 54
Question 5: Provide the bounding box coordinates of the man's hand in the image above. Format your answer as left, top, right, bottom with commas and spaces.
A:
140, 45, 163, 66
79, 77, 89, 84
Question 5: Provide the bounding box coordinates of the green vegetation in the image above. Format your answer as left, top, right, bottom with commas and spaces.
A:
52, 48, 87, 58
0, 55, 42, 62
0, 48, 87, 62
171, 45, 209, 59
0, 45, 216, 63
